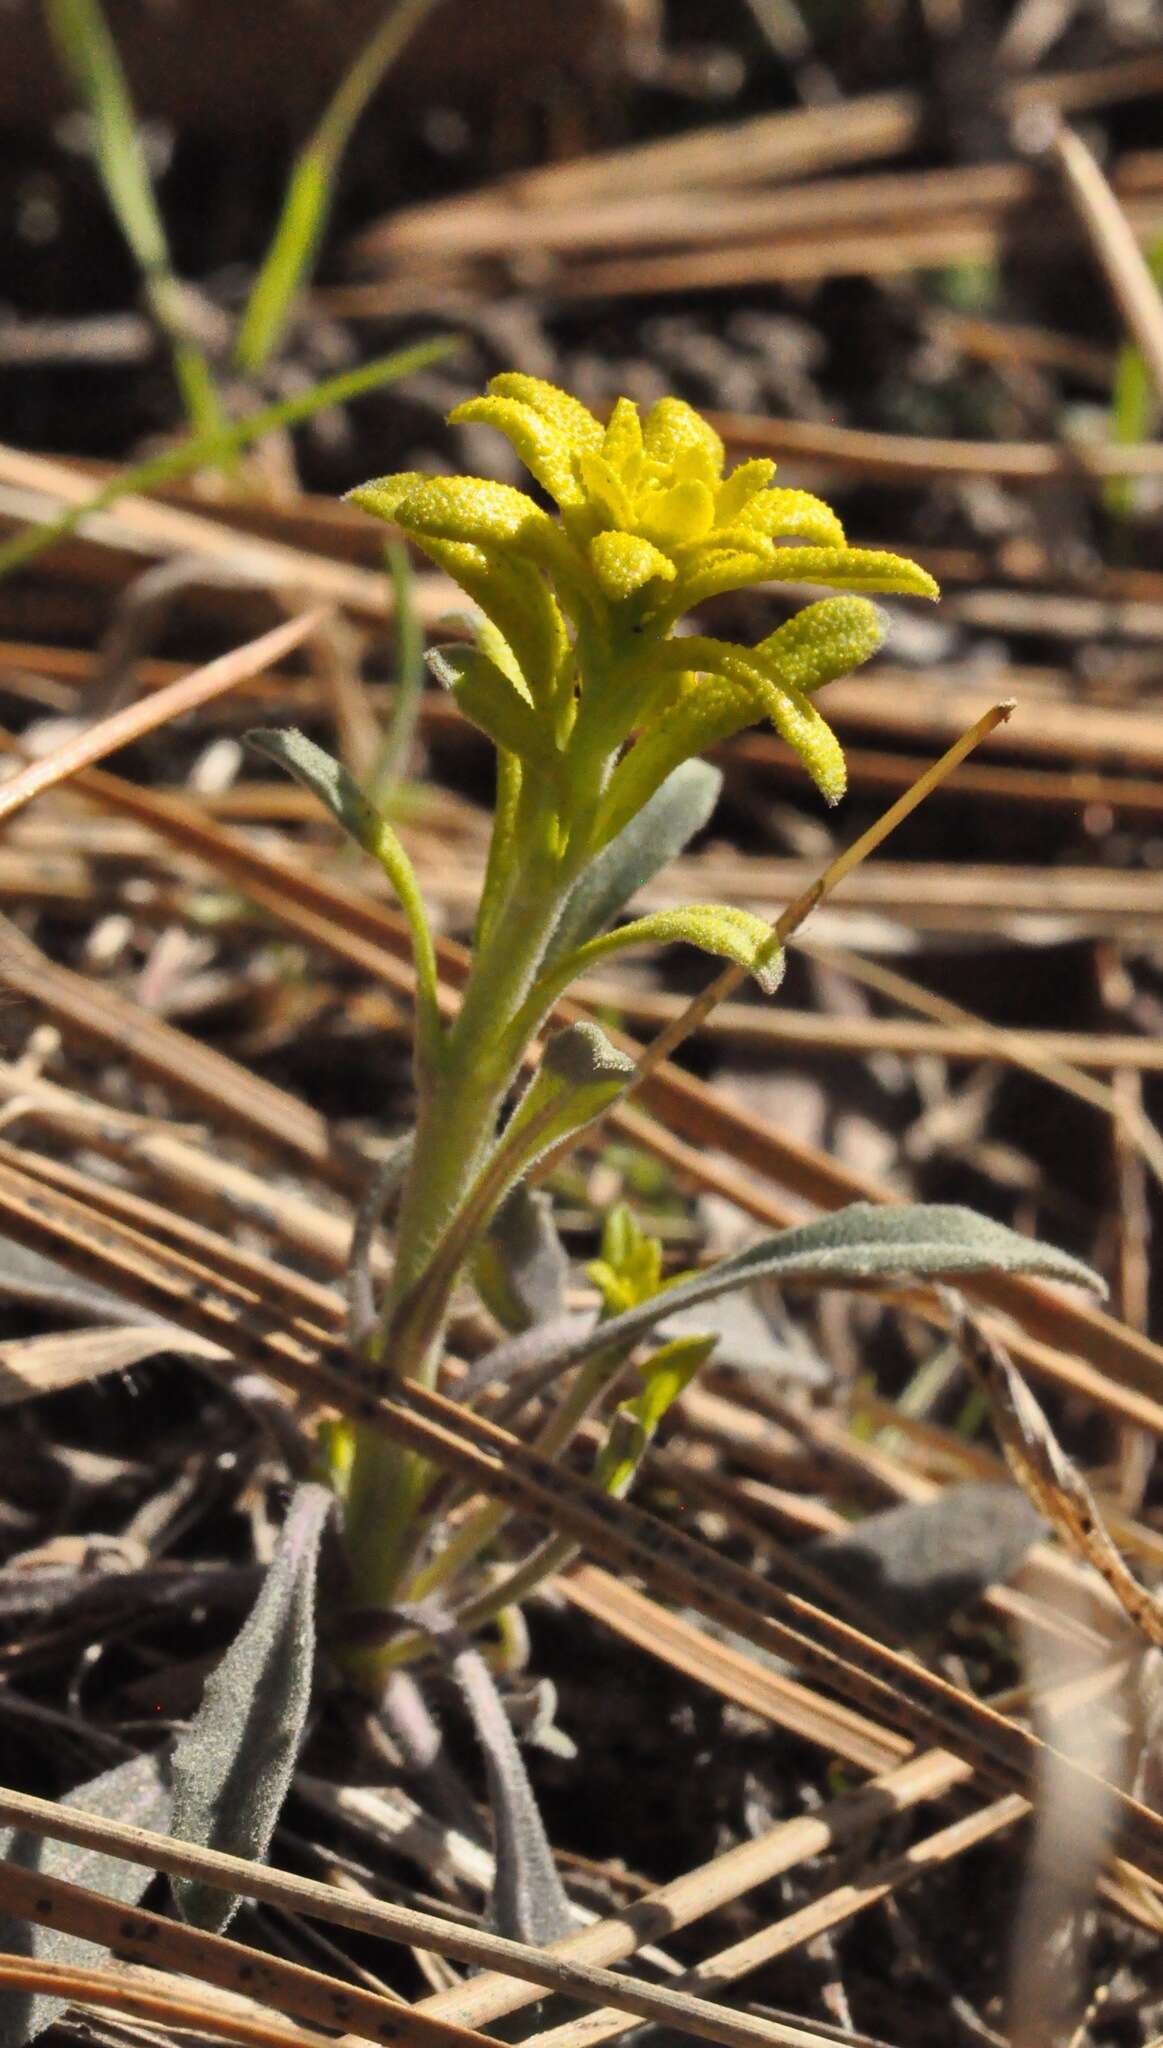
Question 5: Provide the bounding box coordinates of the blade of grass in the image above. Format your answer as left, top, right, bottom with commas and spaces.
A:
0, 336, 456, 584
41, 0, 226, 438
235, 0, 448, 372
1106, 233, 1163, 518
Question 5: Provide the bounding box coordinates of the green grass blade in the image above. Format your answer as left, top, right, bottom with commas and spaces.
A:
41, 0, 227, 438
235, 0, 447, 373
1105, 231, 1163, 522
0, 335, 458, 583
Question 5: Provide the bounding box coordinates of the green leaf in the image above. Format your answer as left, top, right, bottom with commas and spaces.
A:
548, 759, 721, 962
524, 1204, 1105, 1379
236, 0, 445, 371
246, 726, 381, 849
427, 644, 555, 768
597, 1333, 715, 1496
171, 1483, 332, 1931
245, 728, 441, 1058
497, 1024, 636, 1188
0, 1752, 172, 2047
536, 902, 784, 1007
42, 0, 225, 437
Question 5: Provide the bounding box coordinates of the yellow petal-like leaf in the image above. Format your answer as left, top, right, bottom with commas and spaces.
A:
678, 636, 848, 805
728, 486, 846, 546
713, 457, 776, 527
602, 396, 645, 478
752, 595, 887, 697
486, 373, 604, 454
576, 450, 635, 529
450, 394, 584, 508
642, 396, 725, 474
634, 478, 716, 549
344, 471, 427, 523
589, 529, 676, 600
760, 545, 940, 599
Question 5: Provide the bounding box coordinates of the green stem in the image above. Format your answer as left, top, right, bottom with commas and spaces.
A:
341, 828, 578, 1628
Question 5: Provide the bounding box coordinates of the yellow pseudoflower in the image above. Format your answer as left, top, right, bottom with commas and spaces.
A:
349, 374, 937, 812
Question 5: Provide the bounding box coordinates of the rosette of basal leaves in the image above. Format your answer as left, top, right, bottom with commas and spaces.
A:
348, 373, 937, 815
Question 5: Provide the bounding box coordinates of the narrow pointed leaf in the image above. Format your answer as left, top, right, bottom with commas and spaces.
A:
540, 902, 784, 1004
246, 728, 440, 1043
170, 1482, 332, 1931
549, 759, 721, 961
524, 1204, 1104, 1379
246, 726, 380, 849
0, 1751, 171, 2047
398, 1601, 572, 1945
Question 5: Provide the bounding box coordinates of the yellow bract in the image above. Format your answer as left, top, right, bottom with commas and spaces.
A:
347, 373, 939, 810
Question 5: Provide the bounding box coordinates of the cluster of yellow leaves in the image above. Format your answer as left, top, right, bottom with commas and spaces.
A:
350, 374, 937, 811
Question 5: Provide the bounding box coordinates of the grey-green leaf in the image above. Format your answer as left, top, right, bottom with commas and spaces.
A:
548, 759, 722, 963
170, 1481, 331, 1931
398, 1601, 572, 1945
528, 1203, 1104, 1379
480, 1184, 569, 1333
0, 1750, 172, 2047
246, 728, 380, 852
806, 1481, 1045, 1643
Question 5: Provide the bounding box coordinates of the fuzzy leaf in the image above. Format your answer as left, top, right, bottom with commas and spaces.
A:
246, 729, 440, 1042
397, 1601, 572, 1945
246, 726, 380, 851
588, 530, 675, 600
529, 1204, 1104, 1379
595, 671, 761, 847
476, 1183, 569, 1333
641, 395, 725, 473
757, 545, 939, 600
712, 457, 777, 526
486, 372, 604, 457
450, 394, 584, 509
170, 1482, 332, 1931
495, 1024, 636, 1186
753, 595, 888, 696
675, 636, 849, 803
538, 903, 784, 1012
549, 759, 722, 962
0, 1751, 172, 2047
410, 538, 568, 702
351, 473, 582, 594
728, 486, 847, 547
806, 1482, 1045, 1643
427, 644, 553, 767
